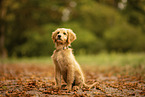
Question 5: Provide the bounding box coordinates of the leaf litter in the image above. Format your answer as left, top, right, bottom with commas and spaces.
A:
0, 63, 144, 97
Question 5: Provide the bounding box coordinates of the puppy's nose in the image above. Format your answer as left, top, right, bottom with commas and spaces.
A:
58, 35, 61, 38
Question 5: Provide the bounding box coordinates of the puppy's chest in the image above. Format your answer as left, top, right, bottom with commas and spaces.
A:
53, 50, 72, 69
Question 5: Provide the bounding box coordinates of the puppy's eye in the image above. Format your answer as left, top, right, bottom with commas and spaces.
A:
57, 32, 60, 34
63, 32, 66, 35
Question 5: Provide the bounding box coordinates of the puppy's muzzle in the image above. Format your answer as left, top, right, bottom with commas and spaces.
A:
57, 35, 62, 40
58, 35, 61, 38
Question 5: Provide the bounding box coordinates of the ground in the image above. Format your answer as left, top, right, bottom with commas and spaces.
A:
0, 63, 144, 97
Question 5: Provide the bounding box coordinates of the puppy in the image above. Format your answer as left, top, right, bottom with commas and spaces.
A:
51, 28, 97, 90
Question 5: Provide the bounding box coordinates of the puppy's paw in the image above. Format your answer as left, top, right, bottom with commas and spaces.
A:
73, 86, 79, 91
53, 85, 61, 90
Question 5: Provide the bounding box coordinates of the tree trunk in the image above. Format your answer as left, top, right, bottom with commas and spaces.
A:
0, 0, 7, 58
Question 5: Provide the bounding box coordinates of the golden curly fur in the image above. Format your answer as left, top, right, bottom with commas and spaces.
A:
51, 28, 97, 90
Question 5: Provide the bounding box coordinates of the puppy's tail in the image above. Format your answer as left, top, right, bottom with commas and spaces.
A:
83, 82, 99, 89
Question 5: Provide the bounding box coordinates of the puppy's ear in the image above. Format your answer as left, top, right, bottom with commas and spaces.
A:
52, 30, 58, 43
67, 29, 76, 45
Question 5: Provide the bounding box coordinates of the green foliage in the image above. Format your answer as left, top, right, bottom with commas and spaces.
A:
78, 2, 122, 37
1, 0, 145, 57
104, 23, 145, 52
12, 24, 57, 57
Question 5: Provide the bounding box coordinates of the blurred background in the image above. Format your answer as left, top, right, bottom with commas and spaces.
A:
0, 0, 145, 58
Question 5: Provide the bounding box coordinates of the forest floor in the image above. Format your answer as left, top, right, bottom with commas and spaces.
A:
0, 63, 144, 97
0, 54, 145, 96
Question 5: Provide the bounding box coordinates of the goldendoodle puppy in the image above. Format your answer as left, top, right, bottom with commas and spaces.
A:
51, 28, 97, 90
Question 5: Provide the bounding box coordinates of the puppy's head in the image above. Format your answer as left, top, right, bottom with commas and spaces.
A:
52, 28, 76, 45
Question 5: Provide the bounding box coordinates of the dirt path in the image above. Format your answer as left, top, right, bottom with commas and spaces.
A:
0, 64, 144, 97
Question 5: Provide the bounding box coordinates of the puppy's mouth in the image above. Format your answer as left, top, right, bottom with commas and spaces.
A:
56, 37, 63, 43
57, 37, 62, 41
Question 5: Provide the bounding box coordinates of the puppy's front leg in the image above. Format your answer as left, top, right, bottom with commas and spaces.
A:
55, 66, 61, 89
67, 65, 74, 90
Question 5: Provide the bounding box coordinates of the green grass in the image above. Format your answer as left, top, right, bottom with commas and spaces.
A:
0, 57, 52, 66
76, 53, 145, 66
1, 53, 145, 67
